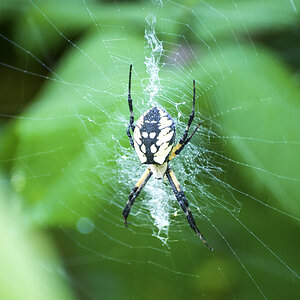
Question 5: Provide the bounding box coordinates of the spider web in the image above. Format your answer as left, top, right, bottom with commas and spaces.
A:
0, 0, 299, 299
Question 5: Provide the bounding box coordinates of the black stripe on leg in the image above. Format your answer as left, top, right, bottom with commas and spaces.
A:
166, 168, 213, 250
122, 168, 152, 226
127, 124, 134, 148
179, 80, 196, 145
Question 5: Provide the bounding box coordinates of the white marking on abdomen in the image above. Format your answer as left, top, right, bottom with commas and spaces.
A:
150, 132, 156, 139
150, 144, 157, 153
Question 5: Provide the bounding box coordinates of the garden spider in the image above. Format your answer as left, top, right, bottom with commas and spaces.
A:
123, 65, 212, 250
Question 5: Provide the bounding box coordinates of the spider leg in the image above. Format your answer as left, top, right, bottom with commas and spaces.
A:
179, 79, 196, 145
168, 80, 202, 161
127, 64, 135, 148
127, 125, 134, 148
122, 167, 152, 226
166, 168, 213, 250
168, 120, 202, 161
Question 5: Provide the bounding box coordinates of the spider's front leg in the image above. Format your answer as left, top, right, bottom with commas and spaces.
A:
122, 168, 152, 226
166, 167, 213, 250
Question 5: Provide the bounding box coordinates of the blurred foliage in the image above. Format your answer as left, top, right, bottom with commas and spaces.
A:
0, 173, 74, 299
0, 0, 300, 299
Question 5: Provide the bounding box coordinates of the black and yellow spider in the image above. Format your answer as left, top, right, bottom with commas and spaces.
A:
123, 65, 212, 250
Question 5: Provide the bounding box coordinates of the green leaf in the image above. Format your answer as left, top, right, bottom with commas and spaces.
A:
159, 0, 300, 44
0, 31, 146, 227
0, 175, 74, 300
195, 44, 300, 216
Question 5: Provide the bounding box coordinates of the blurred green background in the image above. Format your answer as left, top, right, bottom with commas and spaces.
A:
0, 0, 299, 299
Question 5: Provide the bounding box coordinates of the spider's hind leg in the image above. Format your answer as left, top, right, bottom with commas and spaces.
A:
127, 124, 135, 148
168, 121, 202, 161
168, 80, 202, 161
128, 64, 135, 130
127, 64, 135, 148
179, 79, 196, 145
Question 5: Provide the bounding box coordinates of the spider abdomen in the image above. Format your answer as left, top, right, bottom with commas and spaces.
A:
133, 106, 176, 165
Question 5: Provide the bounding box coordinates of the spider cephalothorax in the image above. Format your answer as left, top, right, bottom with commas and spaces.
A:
123, 64, 212, 250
